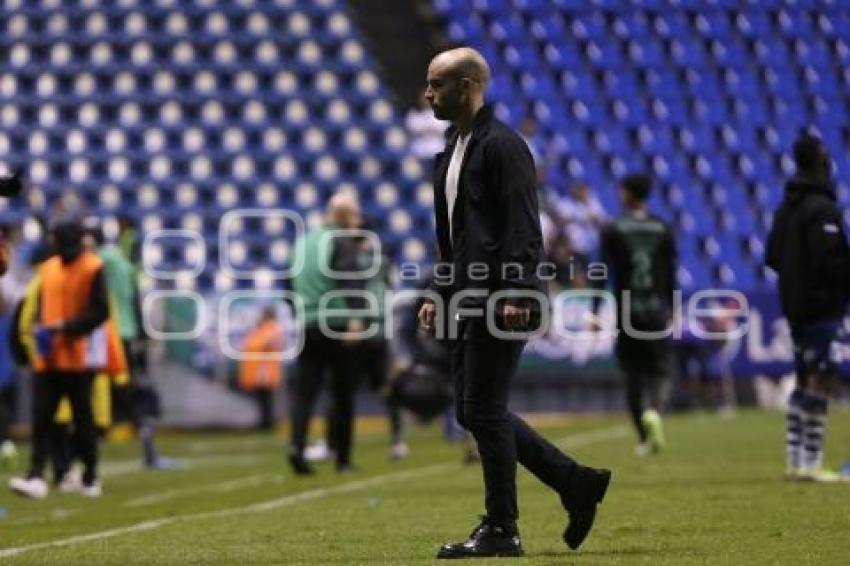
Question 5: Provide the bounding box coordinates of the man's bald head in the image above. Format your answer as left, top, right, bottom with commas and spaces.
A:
425, 47, 490, 125
430, 47, 491, 89
326, 190, 362, 229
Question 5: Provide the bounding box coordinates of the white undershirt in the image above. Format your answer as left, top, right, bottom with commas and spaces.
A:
444, 132, 471, 240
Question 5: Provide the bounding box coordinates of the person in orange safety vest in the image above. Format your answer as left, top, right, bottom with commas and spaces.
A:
8, 219, 109, 499
239, 306, 284, 431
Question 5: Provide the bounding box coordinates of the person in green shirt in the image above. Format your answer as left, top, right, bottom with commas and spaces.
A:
116, 214, 140, 266
307, 226, 408, 464
288, 192, 370, 475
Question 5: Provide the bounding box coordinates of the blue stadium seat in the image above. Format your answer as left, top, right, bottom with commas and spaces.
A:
2, 2, 848, 292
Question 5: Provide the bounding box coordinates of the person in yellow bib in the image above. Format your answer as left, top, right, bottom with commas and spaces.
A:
8, 219, 109, 499
87, 220, 174, 469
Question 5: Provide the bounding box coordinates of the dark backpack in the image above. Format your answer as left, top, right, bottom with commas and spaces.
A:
389, 364, 452, 422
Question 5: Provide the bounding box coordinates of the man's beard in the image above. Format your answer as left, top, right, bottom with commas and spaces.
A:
431, 103, 452, 121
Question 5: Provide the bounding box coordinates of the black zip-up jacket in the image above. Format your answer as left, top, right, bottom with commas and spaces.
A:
429, 105, 545, 312
766, 177, 850, 327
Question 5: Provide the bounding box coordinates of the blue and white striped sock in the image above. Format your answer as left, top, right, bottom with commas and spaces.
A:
785, 389, 804, 472
801, 392, 828, 472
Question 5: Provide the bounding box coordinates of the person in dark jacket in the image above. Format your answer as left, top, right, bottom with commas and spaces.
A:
418, 47, 610, 559
0, 173, 23, 278
766, 133, 850, 482
0, 173, 22, 199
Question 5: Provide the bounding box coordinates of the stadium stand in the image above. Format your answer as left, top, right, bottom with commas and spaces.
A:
0, 0, 429, 292
0, 0, 848, 294
432, 0, 850, 292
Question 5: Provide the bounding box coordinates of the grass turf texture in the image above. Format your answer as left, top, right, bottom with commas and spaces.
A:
1, 410, 850, 565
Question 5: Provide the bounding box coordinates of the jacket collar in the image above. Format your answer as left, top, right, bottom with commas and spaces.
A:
445, 103, 494, 146
785, 176, 836, 203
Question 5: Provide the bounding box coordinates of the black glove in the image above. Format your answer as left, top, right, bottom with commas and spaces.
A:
0, 173, 23, 198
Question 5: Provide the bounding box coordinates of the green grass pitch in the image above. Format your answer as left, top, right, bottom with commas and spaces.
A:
2, 409, 850, 565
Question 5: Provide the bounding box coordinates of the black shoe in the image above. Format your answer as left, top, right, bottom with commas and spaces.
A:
462, 446, 480, 465
561, 467, 611, 550
288, 453, 315, 476
337, 464, 358, 475
437, 517, 523, 559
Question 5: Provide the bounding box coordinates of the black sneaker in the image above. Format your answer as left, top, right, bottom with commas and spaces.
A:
560, 467, 611, 550
288, 453, 315, 476
337, 463, 359, 475
437, 517, 523, 559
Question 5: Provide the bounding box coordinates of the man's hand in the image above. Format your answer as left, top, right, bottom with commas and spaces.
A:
343, 318, 365, 347
0, 237, 9, 277
582, 311, 604, 334
501, 304, 530, 331
34, 324, 62, 357
418, 300, 436, 334
41, 321, 65, 333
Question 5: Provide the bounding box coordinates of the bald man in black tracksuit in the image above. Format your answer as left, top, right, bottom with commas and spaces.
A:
419, 47, 610, 559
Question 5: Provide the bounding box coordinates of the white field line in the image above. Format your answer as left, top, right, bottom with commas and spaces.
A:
0, 463, 452, 560
3, 456, 268, 527
100, 454, 264, 478
5, 508, 81, 527
186, 437, 278, 454
123, 474, 274, 508
0, 424, 626, 560
214, 474, 285, 493
555, 424, 630, 449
